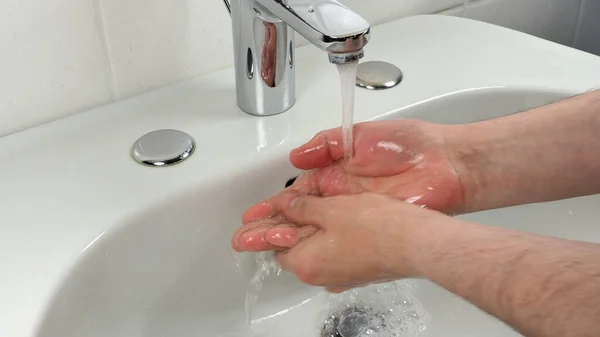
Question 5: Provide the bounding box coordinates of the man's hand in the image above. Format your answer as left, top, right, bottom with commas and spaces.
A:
248, 192, 600, 337
267, 192, 436, 292
233, 120, 467, 252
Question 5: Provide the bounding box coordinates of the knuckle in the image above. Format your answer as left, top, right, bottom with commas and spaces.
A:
296, 266, 319, 286
295, 255, 322, 286
300, 196, 321, 213
293, 197, 309, 214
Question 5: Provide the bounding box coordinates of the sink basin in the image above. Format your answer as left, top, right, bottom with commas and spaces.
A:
2, 15, 600, 337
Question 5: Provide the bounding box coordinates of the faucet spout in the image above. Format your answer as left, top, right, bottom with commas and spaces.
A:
223, 0, 370, 116
253, 0, 370, 57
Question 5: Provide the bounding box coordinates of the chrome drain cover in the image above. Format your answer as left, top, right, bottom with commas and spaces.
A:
356, 61, 403, 90
131, 129, 195, 167
322, 307, 386, 337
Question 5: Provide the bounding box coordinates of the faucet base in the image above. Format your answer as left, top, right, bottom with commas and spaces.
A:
231, 0, 296, 117
226, 0, 370, 116
239, 99, 296, 117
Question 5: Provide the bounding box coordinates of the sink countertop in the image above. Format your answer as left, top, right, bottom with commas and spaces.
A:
1, 15, 600, 337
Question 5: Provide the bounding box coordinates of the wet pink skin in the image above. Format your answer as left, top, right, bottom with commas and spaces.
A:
231, 120, 466, 253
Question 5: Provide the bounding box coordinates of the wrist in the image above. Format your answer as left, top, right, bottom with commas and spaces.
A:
444, 90, 600, 214
442, 123, 495, 214
403, 211, 466, 278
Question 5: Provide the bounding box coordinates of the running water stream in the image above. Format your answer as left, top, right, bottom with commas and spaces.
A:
337, 61, 360, 160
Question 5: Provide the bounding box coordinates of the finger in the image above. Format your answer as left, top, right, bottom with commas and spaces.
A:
275, 238, 326, 286
241, 201, 274, 223
326, 287, 352, 294
292, 122, 427, 177
264, 225, 296, 248
278, 194, 331, 228
290, 128, 345, 170
237, 179, 321, 252
232, 227, 269, 252
234, 225, 294, 252
238, 202, 322, 253
241, 174, 319, 223
274, 250, 292, 272
265, 224, 319, 248
232, 215, 287, 251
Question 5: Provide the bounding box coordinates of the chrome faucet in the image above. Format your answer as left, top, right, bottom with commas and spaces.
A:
223, 0, 370, 116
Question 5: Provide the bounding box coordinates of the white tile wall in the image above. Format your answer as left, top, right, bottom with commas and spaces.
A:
341, 0, 464, 25
99, 0, 234, 99
462, 0, 582, 46
0, 0, 594, 137
0, 0, 111, 136
574, 0, 600, 56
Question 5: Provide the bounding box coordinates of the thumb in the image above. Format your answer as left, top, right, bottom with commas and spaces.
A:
278, 193, 330, 228
290, 129, 345, 170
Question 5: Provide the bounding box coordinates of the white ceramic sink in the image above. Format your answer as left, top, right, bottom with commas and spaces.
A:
2, 15, 600, 337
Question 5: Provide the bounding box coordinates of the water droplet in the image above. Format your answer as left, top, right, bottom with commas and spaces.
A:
307, 6, 315, 13
398, 296, 413, 308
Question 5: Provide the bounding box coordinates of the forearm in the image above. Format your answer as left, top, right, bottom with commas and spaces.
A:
410, 218, 600, 337
449, 90, 600, 213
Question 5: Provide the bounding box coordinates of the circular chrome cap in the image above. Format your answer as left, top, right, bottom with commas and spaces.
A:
356, 61, 403, 90
131, 129, 196, 167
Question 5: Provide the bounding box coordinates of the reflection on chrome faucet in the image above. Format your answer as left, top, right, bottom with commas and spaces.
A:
223, 0, 371, 116
261, 22, 277, 88
254, 114, 290, 152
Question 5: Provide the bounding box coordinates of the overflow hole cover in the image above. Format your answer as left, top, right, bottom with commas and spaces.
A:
356, 61, 403, 90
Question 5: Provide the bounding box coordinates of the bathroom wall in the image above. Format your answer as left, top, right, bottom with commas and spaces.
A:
573, 0, 600, 56
0, 0, 591, 137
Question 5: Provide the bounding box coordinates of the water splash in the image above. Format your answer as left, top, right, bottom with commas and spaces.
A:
233, 251, 282, 330
324, 280, 430, 337
233, 251, 429, 336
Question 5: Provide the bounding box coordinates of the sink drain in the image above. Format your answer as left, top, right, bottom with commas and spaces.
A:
322, 307, 386, 337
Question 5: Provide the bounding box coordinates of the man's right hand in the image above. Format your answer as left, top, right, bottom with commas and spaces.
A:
233, 119, 470, 252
